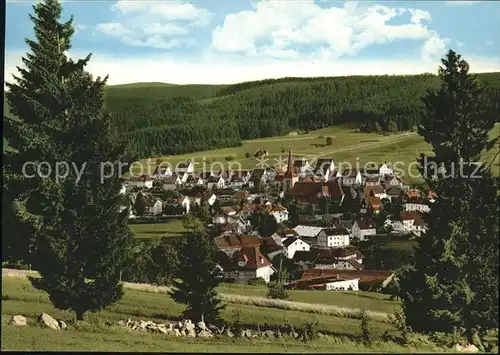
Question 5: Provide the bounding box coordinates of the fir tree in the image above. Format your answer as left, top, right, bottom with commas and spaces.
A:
4, 0, 134, 320
169, 225, 225, 324
398, 50, 499, 339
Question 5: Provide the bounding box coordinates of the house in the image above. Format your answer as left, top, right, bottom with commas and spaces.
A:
314, 159, 334, 181
403, 199, 430, 213
364, 185, 387, 200
128, 175, 154, 189
293, 247, 364, 270
233, 190, 250, 201
340, 169, 362, 186
162, 175, 183, 190
175, 161, 195, 174
282, 237, 310, 259
362, 165, 380, 177
238, 204, 258, 221
385, 186, 404, 201
177, 196, 191, 214
379, 163, 394, 177
332, 219, 354, 233
382, 176, 404, 188
351, 218, 377, 241
292, 158, 311, 177
289, 268, 395, 291
271, 228, 299, 246
220, 246, 276, 284
318, 228, 350, 248
136, 193, 163, 216
293, 225, 327, 245
206, 175, 225, 189
393, 211, 427, 235
185, 174, 204, 187
228, 174, 247, 189
152, 164, 173, 178
405, 189, 421, 200
188, 192, 217, 207
268, 204, 289, 224
214, 234, 262, 257
427, 191, 438, 203
362, 196, 382, 214
221, 206, 238, 217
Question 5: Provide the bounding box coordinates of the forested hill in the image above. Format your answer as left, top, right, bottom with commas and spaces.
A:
5, 73, 500, 158
104, 72, 500, 158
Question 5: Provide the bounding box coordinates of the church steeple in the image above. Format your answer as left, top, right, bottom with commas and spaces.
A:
285, 147, 294, 177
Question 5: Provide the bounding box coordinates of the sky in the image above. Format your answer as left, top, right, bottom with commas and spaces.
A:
4, 0, 500, 85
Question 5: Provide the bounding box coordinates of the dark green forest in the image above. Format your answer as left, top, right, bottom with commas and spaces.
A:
6, 73, 500, 158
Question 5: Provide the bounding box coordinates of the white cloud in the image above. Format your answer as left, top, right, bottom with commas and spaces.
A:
96, 0, 212, 49
212, 1, 436, 59
421, 34, 450, 60
456, 40, 464, 48
5, 50, 499, 87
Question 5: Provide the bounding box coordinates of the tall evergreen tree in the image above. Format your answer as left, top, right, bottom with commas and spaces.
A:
169, 224, 225, 324
4, 0, 134, 320
398, 50, 499, 340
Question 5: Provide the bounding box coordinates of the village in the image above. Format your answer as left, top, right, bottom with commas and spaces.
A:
121, 149, 436, 294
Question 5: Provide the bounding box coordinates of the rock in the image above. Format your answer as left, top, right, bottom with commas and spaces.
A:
58, 320, 67, 330
197, 321, 207, 331
239, 329, 247, 338
185, 322, 195, 331
177, 321, 183, 328
9, 315, 27, 327
225, 329, 234, 338
263, 330, 275, 338
157, 324, 168, 335
180, 329, 186, 336
187, 329, 196, 337
173, 329, 182, 337
455, 344, 479, 353
117, 320, 126, 327
39, 313, 60, 330
292, 331, 299, 339
165, 323, 174, 331
197, 330, 214, 338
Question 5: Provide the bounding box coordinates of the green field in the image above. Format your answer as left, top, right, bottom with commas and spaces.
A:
1, 277, 448, 352
129, 219, 187, 239
134, 123, 500, 184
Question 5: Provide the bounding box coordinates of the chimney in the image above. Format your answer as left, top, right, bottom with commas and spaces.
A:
336, 274, 340, 280
259, 256, 264, 264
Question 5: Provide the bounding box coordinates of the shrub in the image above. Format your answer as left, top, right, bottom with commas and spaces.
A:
247, 277, 267, 286
231, 309, 243, 336
245, 152, 251, 158
297, 319, 320, 343
360, 310, 372, 345
267, 282, 289, 300
326, 136, 333, 146
430, 330, 467, 348
225, 156, 234, 161
281, 146, 286, 153
389, 307, 412, 345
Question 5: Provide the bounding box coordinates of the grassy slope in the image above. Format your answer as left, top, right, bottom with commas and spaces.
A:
134, 123, 500, 184
129, 219, 186, 239
1, 277, 447, 352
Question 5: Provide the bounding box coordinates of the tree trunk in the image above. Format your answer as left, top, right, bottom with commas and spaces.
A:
76, 310, 85, 321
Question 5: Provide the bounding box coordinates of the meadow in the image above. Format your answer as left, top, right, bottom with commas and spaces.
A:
2, 276, 448, 352
129, 219, 186, 239
132, 123, 500, 185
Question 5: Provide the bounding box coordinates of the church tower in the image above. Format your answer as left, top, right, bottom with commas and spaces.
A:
283, 148, 298, 192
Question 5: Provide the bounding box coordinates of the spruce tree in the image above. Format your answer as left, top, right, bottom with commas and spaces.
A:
398, 50, 499, 339
169, 224, 225, 324
4, 0, 134, 320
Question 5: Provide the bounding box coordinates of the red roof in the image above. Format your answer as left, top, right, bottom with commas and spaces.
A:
230, 246, 273, 270
293, 268, 394, 288
215, 234, 261, 249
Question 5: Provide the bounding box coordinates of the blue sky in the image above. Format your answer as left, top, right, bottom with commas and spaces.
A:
5, 0, 500, 84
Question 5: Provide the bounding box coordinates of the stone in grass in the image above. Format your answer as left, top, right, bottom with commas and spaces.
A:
39, 313, 60, 330
9, 315, 27, 327
58, 320, 67, 330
